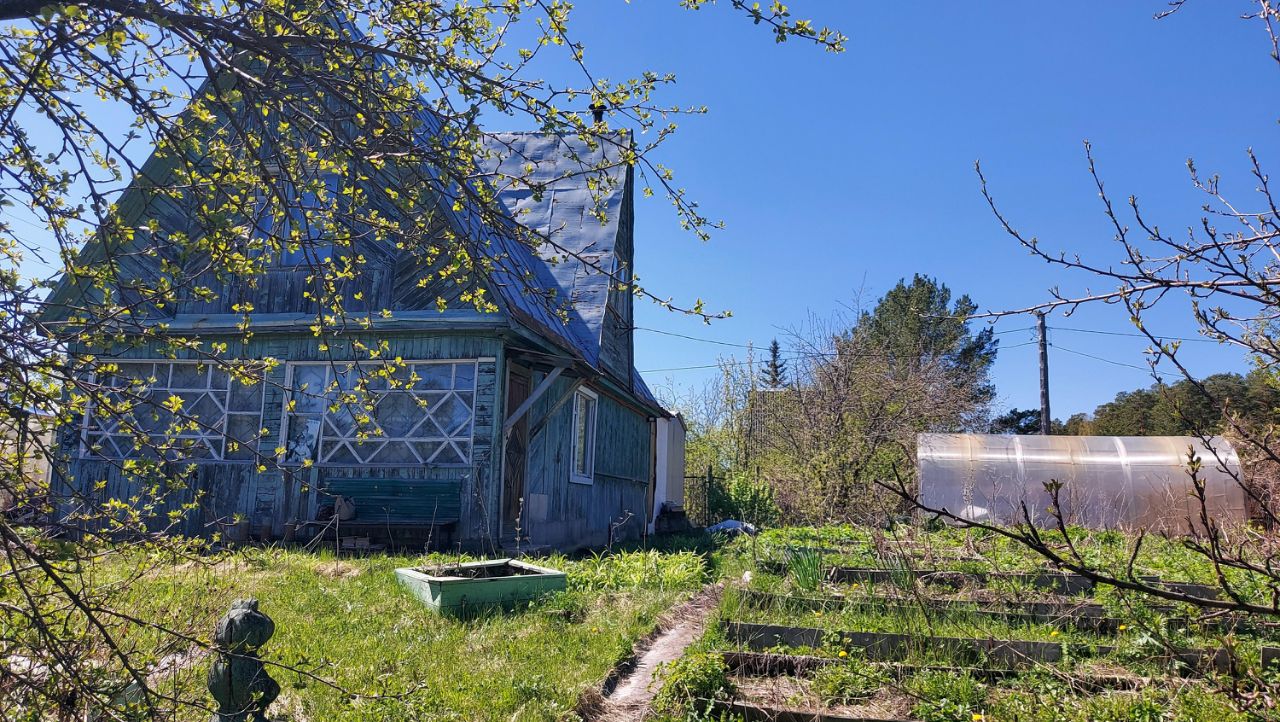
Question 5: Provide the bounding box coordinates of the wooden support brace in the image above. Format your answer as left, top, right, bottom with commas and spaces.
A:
502, 365, 564, 440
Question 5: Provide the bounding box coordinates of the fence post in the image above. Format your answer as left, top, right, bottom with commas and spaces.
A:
705, 465, 714, 525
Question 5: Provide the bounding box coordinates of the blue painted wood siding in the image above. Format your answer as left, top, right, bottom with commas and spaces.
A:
520, 369, 652, 549
54, 331, 503, 541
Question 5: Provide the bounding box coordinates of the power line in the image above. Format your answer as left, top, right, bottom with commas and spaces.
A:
638, 340, 1037, 374
638, 323, 1219, 353
1051, 326, 1220, 344
1053, 344, 1166, 374
633, 326, 755, 349
635, 324, 1036, 350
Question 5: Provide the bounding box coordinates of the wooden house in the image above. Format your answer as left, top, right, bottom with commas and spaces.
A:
42, 123, 683, 552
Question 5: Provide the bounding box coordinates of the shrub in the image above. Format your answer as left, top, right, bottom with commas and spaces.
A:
652, 652, 735, 717
810, 658, 887, 705
907, 670, 985, 722
710, 472, 781, 527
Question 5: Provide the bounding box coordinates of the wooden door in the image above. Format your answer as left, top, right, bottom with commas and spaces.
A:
502, 368, 531, 528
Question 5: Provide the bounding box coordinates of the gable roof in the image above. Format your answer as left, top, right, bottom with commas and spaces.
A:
37, 65, 662, 412
474, 132, 630, 362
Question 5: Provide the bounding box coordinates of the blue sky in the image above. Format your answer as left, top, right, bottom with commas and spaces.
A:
14, 2, 1275, 418
538, 1, 1279, 417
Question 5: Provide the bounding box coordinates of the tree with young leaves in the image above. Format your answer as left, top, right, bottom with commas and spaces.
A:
742, 279, 997, 523
0, 2, 844, 718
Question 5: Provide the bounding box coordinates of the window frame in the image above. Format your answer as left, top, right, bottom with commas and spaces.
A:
569, 386, 598, 485
279, 359, 479, 468
79, 360, 266, 463
253, 164, 342, 267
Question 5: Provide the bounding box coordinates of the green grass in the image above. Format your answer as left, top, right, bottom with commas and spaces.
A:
11, 542, 711, 722
11, 524, 1274, 722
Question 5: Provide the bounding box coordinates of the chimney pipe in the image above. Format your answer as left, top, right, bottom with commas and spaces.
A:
590, 103, 605, 124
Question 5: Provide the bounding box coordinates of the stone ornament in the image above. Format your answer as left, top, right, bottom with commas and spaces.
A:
208, 598, 280, 722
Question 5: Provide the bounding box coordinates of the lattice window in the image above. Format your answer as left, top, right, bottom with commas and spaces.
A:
82, 361, 264, 461
282, 361, 477, 466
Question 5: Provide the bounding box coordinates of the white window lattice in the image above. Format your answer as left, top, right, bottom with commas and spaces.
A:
82, 361, 264, 461
283, 361, 476, 466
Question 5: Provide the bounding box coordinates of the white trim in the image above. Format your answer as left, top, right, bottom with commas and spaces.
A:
80, 359, 265, 462
569, 386, 598, 485
279, 359, 480, 468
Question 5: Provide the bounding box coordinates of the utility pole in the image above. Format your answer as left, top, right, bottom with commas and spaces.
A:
1037, 312, 1051, 434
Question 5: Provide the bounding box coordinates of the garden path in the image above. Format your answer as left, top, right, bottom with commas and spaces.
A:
584, 583, 723, 721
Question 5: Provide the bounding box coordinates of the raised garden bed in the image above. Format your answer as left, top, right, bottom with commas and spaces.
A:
737, 589, 1133, 634
395, 558, 566, 616
718, 650, 1156, 691
725, 621, 1236, 674
707, 698, 914, 722
825, 566, 1224, 600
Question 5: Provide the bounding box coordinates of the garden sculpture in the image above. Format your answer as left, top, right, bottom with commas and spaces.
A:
208, 598, 280, 722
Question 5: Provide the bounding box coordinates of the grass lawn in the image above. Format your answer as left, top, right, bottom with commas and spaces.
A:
19, 537, 711, 722
10, 524, 1275, 721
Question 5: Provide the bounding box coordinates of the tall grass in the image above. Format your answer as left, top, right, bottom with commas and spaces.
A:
789, 549, 825, 592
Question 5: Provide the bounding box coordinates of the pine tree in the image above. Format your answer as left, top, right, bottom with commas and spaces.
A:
762, 339, 788, 388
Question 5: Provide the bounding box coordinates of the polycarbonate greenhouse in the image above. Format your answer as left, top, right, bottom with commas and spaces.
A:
917, 434, 1247, 532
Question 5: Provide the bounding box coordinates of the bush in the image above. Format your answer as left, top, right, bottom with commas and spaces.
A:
907, 670, 985, 722
710, 472, 781, 527
652, 652, 735, 717
810, 658, 887, 705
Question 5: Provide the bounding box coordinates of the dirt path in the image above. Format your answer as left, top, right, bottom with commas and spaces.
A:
579, 584, 723, 722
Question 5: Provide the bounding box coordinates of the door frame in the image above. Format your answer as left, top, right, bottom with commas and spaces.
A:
500, 363, 532, 530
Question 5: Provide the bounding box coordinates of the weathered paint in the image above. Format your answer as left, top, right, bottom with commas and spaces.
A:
53, 325, 665, 551
54, 331, 504, 542
41, 96, 676, 550
394, 559, 566, 616
519, 368, 651, 549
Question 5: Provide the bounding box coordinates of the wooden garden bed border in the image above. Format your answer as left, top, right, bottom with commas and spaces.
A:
736, 589, 1129, 634
718, 650, 1159, 692
822, 566, 1223, 600
705, 698, 916, 722
725, 621, 1234, 675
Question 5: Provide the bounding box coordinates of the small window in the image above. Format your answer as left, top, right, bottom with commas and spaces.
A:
570, 388, 597, 484
254, 166, 339, 266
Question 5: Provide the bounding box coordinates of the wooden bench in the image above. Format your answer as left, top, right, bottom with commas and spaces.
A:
320, 477, 461, 526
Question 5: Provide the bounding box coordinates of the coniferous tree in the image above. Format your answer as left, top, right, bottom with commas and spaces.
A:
762, 338, 788, 388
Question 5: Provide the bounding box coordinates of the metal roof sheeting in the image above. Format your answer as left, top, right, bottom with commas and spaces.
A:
917, 433, 1247, 532
477, 132, 627, 362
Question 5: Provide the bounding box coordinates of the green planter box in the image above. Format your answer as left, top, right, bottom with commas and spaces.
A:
395, 559, 567, 616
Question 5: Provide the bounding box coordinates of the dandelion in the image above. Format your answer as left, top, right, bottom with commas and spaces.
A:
1118, 624, 1128, 631
838, 650, 848, 658
1050, 630, 1060, 637
972, 714, 985, 722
